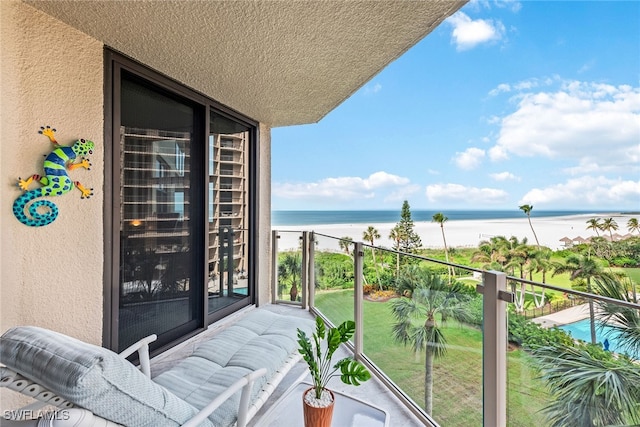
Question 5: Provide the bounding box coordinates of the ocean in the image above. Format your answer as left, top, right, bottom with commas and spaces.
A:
272, 210, 615, 226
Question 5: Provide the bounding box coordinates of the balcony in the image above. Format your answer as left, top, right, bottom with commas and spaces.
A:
263, 230, 640, 427
3, 228, 637, 426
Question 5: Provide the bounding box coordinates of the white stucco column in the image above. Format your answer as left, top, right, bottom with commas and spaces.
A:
256, 123, 272, 306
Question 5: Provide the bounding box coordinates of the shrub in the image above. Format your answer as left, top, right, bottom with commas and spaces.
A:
508, 314, 574, 349
611, 256, 638, 267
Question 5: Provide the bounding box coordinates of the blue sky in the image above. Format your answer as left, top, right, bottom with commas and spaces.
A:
271, 1, 640, 211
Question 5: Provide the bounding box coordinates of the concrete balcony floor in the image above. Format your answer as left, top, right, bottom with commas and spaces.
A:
149, 304, 425, 427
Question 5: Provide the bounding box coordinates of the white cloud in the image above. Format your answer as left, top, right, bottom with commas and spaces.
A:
363, 83, 382, 95
454, 147, 486, 170
487, 115, 502, 125
490, 171, 520, 181
488, 76, 558, 96
578, 60, 596, 74
519, 176, 640, 207
426, 183, 509, 205
489, 83, 512, 96
447, 12, 506, 51
273, 171, 410, 201
384, 185, 422, 203
495, 0, 522, 13
490, 81, 640, 172
468, 0, 522, 13
488, 145, 509, 161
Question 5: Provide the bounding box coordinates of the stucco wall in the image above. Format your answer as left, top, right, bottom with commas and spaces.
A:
0, 0, 275, 413
0, 2, 104, 339
257, 124, 272, 306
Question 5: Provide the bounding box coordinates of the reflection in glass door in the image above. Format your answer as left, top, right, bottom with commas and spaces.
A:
118, 75, 201, 351
208, 111, 251, 314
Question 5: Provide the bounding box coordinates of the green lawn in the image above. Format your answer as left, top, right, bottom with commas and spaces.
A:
621, 267, 640, 286
315, 290, 549, 427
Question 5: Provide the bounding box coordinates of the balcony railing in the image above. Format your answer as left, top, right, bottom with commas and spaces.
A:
271, 230, 640, 427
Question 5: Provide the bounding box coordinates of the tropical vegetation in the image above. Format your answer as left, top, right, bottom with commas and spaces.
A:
274, 204, 640, 426
390, 266, 471, 414
531, 275, 640, 426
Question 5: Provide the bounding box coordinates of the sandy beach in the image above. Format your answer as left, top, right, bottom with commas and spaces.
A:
272, 213, 638, 252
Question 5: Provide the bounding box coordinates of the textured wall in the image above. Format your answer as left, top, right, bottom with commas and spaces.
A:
0, 0, 278, 412
25, 1, 466, 127
0, 2, 104, 341
257, 124, 272, 306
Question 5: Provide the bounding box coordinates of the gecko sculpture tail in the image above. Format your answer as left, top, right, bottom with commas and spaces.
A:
13, 126, 94, 227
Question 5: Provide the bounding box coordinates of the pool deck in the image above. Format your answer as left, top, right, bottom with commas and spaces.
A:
530, 304, 592, 328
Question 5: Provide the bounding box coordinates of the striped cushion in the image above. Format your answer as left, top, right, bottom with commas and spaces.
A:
154, 310, 315, 427
1, 310, 315, 427
0, 326, 207, 427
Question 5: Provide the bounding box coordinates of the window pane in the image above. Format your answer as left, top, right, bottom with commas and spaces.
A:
118, 76, 198, 350
208, 111, 251, 314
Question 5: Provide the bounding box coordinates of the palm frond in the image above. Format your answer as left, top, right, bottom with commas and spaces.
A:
592, 276, 640, 360
532, 345, 640, 427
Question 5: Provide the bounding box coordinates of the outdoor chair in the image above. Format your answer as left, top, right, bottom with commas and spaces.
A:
0, 309, 314, 427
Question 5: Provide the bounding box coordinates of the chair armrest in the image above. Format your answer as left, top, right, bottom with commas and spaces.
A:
0, 367, 74, 416
117, 334, 157, 378
181, 368, 267, 427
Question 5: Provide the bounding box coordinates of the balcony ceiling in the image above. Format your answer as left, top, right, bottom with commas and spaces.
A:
25, 0, 465, 127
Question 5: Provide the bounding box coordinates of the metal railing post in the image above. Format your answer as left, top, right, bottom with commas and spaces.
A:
482, 270, 508, 427
271, 230, 279, 303
308, 232, 315, 310
354, 242, 364, 358
301, 231, 309, 309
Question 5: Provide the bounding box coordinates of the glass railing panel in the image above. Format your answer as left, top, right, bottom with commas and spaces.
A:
310, 233, 355, 328
273, 231, 303, 303
506, 276, 640, 427
361, 246, 484, 426
273, 227, 640, 427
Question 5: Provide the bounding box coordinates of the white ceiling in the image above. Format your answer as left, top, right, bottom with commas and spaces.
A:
26, 1, 465, 127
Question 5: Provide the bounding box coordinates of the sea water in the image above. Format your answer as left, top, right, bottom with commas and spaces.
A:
272, 210, 615, 226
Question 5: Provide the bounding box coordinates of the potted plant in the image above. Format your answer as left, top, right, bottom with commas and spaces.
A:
297, 316, 371, 427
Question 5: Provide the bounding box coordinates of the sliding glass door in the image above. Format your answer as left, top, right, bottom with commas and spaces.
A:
117, 73, 202, 351
107, 52, 257, 353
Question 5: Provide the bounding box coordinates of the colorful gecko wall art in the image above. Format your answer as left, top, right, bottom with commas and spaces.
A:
13, 126, 95, 227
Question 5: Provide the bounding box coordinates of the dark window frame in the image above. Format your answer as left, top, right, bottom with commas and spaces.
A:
104, 49, 258, 353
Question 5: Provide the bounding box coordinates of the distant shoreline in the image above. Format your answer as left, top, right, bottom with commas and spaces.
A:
272, 212, 638, 252
271, 209, 625, 227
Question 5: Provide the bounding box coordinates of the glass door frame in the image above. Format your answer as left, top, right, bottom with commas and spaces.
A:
104, 49, 258, 354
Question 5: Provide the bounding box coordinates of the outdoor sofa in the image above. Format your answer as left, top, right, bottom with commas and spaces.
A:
0, 309, 315, 426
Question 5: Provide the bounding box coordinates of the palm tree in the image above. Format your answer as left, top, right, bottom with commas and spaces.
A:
592, 275, 640, 358
552, 255, 612, 344
471, 236, 509, 271
586, 218, 602, 237
338, 236, 353, 255
363, 226, 382, 290
390, 266, 471, 415
389, 225, 403, 278
505, 236, 529, 279
627, 217, 639, 235
600, 217, 619, 241
503, 236, 530, 312
524, 246, 551, 308
532, 344, 640, 427
277, 252, 301, 301
532, 275, 640, 427
519, 204, 540, 247
432, 213, 453, 282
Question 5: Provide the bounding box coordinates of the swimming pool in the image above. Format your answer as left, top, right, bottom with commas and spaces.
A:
558, 318, 637, 358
